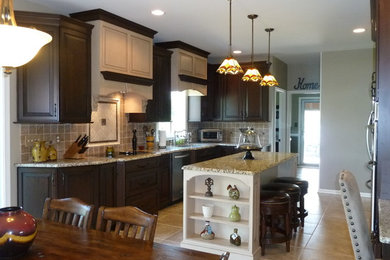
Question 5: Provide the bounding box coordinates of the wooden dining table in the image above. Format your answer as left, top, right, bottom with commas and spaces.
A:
21, 220, 219, 260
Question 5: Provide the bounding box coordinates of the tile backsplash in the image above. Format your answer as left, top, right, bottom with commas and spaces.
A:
20, 96, 156, 162
188, 121, 271, 147
20, 96, 271, 162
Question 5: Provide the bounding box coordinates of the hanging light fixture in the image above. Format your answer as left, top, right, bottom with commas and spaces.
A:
260, 28, 279, 87
216, 0, 243, 75
0, 0, 52, 74
242, 14, 262, 82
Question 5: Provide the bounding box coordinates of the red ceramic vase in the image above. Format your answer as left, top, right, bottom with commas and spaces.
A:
0, 207, 37, 258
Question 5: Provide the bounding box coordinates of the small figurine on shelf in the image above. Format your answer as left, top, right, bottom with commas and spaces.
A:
227, 184, 240, 200
230, 228, 241, 246
204, 177, 214, 197
228, 205, 241, 222
200, 221, 215, 240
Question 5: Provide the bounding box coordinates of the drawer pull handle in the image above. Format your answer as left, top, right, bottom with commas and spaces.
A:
174, 154, 190, 159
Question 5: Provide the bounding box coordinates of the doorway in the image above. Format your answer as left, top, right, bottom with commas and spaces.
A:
275, 88, 287, 152
299, 97, 320, 165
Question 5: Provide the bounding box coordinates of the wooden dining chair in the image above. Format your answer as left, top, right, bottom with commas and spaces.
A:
42, 197, 94, 229
96, 206, 158, 243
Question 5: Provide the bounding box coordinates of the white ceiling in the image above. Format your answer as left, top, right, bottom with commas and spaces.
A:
16, 0, 374, 65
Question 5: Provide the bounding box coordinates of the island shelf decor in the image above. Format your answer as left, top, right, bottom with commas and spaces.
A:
181, 151, 297, 260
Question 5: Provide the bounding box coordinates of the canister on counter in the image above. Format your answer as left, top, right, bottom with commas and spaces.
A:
106, 146, 114, 158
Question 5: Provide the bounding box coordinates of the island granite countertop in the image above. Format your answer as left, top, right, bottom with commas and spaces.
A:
182, 151, 297, 175
15, 143, 236, 168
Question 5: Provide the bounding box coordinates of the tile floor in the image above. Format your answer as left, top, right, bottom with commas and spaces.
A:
154, 167, 371, 259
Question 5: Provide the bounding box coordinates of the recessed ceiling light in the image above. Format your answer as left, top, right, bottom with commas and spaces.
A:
233, 50, 242, 54
353, 28, 366, 33
151, 9, 165, 16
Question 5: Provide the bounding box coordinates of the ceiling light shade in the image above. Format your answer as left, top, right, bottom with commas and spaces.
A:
242, 68, 262, 82
260, 74, 279, 87
242, 14, 262, 82
217, 57, 243, 75
260, 28, 278, 87
0, 0, 52, 74
217, 0, 243, 75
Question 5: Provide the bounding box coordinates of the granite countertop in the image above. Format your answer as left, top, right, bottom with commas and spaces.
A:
379, 199, 390, 244
182, 151, 297, 175
15, 143, 236, 168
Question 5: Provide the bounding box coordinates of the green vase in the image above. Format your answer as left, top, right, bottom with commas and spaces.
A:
228, 205, 241, 222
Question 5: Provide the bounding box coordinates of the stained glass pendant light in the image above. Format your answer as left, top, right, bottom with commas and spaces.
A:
260, 28, 279, 87
242, 14, 262, 82
216, 0, 243, 75
0, 0, 52, 74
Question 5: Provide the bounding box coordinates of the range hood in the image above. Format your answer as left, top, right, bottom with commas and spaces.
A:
156, 41, 209, 96
92, 72, 152, 112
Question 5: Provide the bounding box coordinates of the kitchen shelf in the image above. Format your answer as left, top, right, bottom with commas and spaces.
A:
189, 213, 249, 227
189, 192, 250, 205
183, 235, 249, 253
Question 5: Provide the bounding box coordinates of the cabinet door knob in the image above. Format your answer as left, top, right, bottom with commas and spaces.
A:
54, 103, 57, 117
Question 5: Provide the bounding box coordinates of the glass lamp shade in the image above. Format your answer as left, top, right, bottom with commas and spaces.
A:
0, 24, 52, 70
260, 73, 279, 87
242, 68, 262, 82
216, 57, 244, 75
236, 127, 262, 160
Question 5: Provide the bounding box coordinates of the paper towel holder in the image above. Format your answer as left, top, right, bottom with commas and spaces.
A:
158, 130, 167, 149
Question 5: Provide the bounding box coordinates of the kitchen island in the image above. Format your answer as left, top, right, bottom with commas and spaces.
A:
181, 151, 297, 260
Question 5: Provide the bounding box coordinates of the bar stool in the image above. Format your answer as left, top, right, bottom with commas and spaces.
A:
261, 183, 301, 232
260, 190, 291, 256
273, 177, 309, 227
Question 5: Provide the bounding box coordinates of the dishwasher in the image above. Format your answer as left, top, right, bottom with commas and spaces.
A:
171, 151, 191, 202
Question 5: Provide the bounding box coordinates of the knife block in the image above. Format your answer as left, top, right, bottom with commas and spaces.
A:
64, 143, 87, 159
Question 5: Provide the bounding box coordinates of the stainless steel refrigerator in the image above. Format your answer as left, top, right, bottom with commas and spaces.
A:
366, 72, 379, 242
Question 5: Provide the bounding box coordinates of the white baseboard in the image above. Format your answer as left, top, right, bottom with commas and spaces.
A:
318, 189, 371, 198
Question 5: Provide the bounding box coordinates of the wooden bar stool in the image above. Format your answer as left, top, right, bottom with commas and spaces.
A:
260, 190, 291, 256
273, 177, 309, 227
261, 183, 301, 232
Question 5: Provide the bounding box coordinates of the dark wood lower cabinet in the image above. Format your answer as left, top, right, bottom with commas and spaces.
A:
17, 168, 57, 218
192, 146, 221, 163
17, 164, 115, 220
99, 163, 117, 207
158, 154, 172, 209
57, 166, 99, 207
122, 157, 159, 214
17, 148, 229, 219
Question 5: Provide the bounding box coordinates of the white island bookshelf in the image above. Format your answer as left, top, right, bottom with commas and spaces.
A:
181, 152, 297, 260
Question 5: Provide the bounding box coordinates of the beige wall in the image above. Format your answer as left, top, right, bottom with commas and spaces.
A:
270, 56, 288, 90
320, 48, 374, 193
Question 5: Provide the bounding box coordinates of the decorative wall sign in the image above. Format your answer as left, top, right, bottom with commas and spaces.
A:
293, 77, 320, 90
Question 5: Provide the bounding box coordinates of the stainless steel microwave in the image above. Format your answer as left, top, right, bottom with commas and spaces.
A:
199, 129, 223, 142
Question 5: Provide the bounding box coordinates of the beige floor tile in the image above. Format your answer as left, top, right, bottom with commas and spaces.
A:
158, 213, 183, 227
165, 230, 183, 243
303, 213, 322, 224
154, 223, 182, 241
305, 228, 354, 256
298, 248, 355, 260
290, 232, 311, 248
260, 244, 302, 260
299, 222, 318, 235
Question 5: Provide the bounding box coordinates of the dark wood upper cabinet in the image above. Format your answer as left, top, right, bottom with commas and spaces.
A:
15, 11, 93, 123
203, 62, 269, 122
150, 46, 172, 122
128, 45, 172, 123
